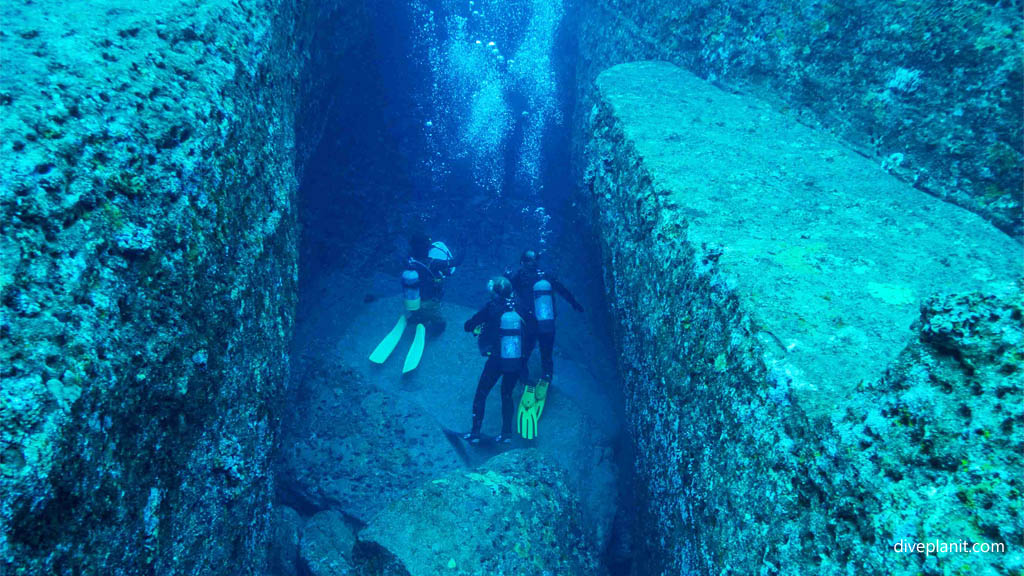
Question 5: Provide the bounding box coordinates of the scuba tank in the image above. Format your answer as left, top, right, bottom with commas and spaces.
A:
499, 305, 523, 373
533, 278, 555, 334
402, 269, 420, 311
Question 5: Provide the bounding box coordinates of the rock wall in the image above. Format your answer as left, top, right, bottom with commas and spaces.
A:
0, 0, 358, 572
574, 0, 1023, 237
584, 61, 1022, 575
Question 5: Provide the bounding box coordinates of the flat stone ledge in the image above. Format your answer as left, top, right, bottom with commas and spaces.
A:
595, 61, 1022, 414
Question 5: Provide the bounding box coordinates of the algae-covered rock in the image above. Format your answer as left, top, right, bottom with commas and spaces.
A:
356, 449, 602, 576
299, 509, 357, 576
0, 0, 368, 572
268, 506, 305, 576
574, 0, 1024, 236
277, 358, 463, 522
584, 61, 1023, 575
823, 289, 1024, 576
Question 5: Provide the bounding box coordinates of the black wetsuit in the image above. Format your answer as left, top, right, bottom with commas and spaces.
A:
510, 267, 581, 382
464, 298, 521, 436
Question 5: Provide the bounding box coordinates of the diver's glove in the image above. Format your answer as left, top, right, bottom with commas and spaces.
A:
572, 301, 584, 313
464, 319, 484, 336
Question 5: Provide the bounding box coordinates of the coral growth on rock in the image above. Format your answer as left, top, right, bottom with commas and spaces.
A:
573, 0, 1024, 237
583, 61, 1022, 575
0, 0, 329, 571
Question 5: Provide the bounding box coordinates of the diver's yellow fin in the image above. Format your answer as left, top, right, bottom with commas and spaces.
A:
534, 379, 549, 420
517, 386, 538, 440
370, 315, 408, 364
402, 323, 426, 374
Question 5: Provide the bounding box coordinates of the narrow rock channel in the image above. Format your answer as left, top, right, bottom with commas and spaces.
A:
2, 1, 1021, 575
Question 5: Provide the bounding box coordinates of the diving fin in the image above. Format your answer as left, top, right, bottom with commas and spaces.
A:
534, 379, 549, 420
517, 385, 539, 440
402, 323, 426, 374
370, 315, 407, 364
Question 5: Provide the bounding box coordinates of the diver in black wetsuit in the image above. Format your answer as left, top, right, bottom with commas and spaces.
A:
369, 232, 462, 374
406, 232, 460, 335
463, 277, 523, 444
509, 249, 583, 385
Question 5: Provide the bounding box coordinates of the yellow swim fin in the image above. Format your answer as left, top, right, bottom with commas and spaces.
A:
517, 385, 539, 440
402, 323, 426, 374
370, 315, 407, 364
534, 379, 549, 420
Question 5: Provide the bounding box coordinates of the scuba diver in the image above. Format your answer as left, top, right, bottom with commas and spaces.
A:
462, 277, 523, 444
508, 249, 583, 439
369, 232, 460, 374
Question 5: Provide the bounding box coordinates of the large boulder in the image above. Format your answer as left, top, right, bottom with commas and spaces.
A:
268, 505, 304, 576
276, 358, 463, 522
584, 60, 1023, 575
299, 510, 357, 576
356, 449, 602, 576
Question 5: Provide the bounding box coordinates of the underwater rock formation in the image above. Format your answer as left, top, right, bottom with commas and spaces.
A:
574, 0, 1024, 237
276, 359, 463, 522
299, 509, 357, 576
269, 505, 305, 576
330, 295, 623, 556
584, 61, 1022, 575
355, 449, 602, 576
0, 0, 367, 571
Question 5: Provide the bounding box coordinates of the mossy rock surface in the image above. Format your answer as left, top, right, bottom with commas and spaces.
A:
277, 359, 463, 523
268, 506, 305, 576
300, 510, 357, 576
595, 60, 1021, 416
585, 60, 1023, 575
573, 0, 1024, 236
0, 0, 359, 571
356, 450, 601, 576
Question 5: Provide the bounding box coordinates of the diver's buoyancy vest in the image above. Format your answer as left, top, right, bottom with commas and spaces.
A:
499, 307, 523, 373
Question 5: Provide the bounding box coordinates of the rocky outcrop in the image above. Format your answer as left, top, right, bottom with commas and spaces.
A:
299, 509, 357, 576
356, 449, 602, 576
269, 505, 305, 576
276, 358, 463, 522
574, 0, 1023, 237
0, 0, 365, 572
823, 291, 1024, 576
584, 61, 1022, 575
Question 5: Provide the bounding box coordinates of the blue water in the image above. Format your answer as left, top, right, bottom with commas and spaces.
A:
290, 0, 630, 573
